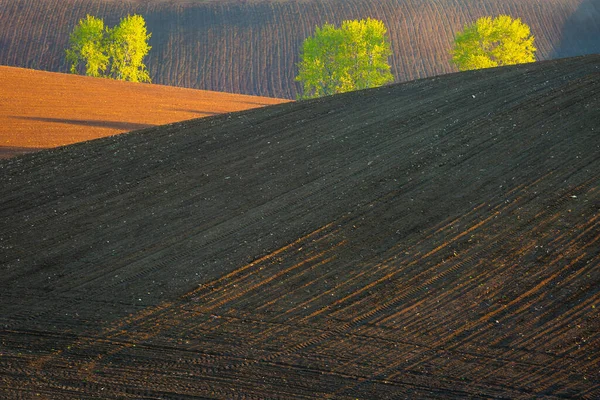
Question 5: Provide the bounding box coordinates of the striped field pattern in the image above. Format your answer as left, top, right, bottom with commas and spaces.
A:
1, 55, 598, 398
0, 0, 598, 98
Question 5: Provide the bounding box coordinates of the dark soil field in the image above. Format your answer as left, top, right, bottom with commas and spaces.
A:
1, 55, 599, 398
0, 66, 287, 159
1, 0, 599, 98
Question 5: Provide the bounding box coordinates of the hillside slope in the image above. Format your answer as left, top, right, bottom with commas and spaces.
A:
0, 55, 599, 398
1, 0, 599, 98
0, 66, 287, 159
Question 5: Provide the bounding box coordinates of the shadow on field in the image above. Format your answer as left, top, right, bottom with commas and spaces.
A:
11, 116, 155, 131
169, 108, 220, 116
554, 0, 600, 57
0, 146, 42, 159
240, 100, 281, 107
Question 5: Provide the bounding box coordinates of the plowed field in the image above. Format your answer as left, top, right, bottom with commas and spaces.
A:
1, 0, 599, 98
0, 66, 287, 159
0, 55, 599, 398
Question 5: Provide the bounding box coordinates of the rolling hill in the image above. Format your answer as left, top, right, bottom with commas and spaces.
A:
0, 0, 599, 98
0, 66, 287, 159
0, 54, 598, 398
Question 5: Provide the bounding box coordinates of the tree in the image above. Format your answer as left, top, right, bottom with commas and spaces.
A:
65, 15, 109, 78
108, 15, 152, 83
342, 19, 395, 91
451, 15, 536, 71
66, 14, 151, 82
296, 18, 394, 99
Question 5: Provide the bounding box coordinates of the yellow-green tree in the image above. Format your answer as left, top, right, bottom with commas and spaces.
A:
108, 15, 152, 82
451, 15, 536, 71
296, 18, 394, 99
65, 15, 109, 78
66, 14, 151, 82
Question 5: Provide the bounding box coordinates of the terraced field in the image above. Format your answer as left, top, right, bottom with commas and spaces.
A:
0, 66, 287, 159
0, 0, 598, 98
0, 55, 599, 398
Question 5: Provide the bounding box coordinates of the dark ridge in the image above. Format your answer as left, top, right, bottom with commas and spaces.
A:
0, 55, 599, 398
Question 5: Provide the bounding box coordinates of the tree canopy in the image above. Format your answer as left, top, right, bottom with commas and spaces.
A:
296, 18, 394, 99
107, 15, 152, 82
66, 14, 151, 82
451, 15, 536, 71
65, 15, 109, 78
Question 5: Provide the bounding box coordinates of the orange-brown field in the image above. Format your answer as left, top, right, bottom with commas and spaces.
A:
0, 66, 287, 158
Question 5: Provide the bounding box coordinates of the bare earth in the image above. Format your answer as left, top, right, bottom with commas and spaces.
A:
2, 0, 597, 99
0, 66, 287, 158
0, 55, 598, 398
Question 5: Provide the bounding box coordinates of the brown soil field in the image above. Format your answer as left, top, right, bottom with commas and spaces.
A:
1, 0, 599, 98
0, 54, 599, 398
0, 66, 287, 159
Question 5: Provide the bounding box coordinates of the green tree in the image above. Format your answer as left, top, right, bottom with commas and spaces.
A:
451, 15, 536, 71
65, 15, 109, 78
295, 22, 349, 98
108, 15, 152, 83
342, 19, 394, 91
66, 14, 151, 82
296, 18, 394, 99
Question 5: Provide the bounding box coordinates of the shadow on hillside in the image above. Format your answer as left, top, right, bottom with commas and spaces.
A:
169, 109, 220, 116
240, 100, 282, 107
553, 0, 600, 58
0, 146, 43, 160
11, 116, 155, 131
